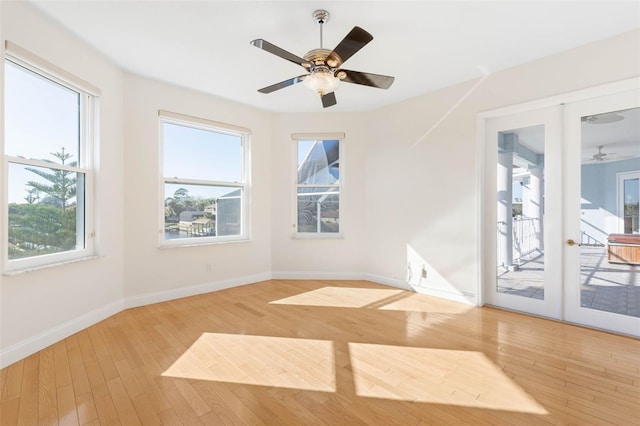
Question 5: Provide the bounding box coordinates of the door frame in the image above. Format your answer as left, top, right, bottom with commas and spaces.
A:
476, 77, 640, 312
483, 106, 563, 319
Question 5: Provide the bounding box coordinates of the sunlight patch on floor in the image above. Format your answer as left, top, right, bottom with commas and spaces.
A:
270, 287, 404, 308
377, 292, 474, 314
349, 343, 548, 414
163, 333, 336, 392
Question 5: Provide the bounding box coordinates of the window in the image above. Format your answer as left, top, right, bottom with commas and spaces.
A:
3, 50, 97, 272
618, 171, 640, 234
293, 133, 343, 236
160, 111, 249, 245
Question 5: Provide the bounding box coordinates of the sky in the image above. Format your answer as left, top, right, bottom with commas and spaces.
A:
4, 59, 249, 204
162, 122, 244, 200
5, 60, 80, 203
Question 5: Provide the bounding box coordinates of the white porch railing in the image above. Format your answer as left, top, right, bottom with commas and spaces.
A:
497, 216, 542, 268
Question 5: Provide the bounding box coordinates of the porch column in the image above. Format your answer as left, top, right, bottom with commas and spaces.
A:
529, 166, 544, 252
497, 150, 514, 269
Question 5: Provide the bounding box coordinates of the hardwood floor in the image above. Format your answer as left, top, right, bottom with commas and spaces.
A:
1, 279, 638, 425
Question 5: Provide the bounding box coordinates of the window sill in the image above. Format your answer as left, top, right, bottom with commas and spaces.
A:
159, 237, 251, 249
3, 255, 100, 276
292, 233, 344, 240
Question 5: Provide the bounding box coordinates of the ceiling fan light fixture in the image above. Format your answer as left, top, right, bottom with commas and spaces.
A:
582, 113, 624, 124
304, 67, 340, 95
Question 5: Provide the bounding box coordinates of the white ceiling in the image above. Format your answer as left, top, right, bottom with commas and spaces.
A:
28, 0, 640, 113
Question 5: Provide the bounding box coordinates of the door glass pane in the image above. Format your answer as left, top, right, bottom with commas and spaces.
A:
496, 125, 545, 299
623, 178, 639, 233
580, 107, 640, 317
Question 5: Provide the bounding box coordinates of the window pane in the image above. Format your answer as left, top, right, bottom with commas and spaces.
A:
496, 125, 545, 299
163, 122, 242, 182
623, 178, 639, 234
297, 140, 340, 185
164, 183, 241, 240
4, 61, 80, 161
297, 187, 339, 233
8, 162, 84, 259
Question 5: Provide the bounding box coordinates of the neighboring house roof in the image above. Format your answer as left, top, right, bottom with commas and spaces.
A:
219, 189, 241, 199
179, 211, 204, 221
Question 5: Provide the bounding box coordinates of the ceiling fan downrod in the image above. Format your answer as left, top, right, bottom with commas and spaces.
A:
312, 9, 330, 48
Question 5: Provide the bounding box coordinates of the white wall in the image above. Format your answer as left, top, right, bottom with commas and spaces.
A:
0, 1, 125, 365
0, 1, 637, 368
270, 113, 369, 279
122, 75, 273, 306
364, 30, 640, 303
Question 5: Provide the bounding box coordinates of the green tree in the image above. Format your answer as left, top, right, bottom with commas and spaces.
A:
24, 187, 40, 204
8, 148, 79, 259
25, 148, 77, 211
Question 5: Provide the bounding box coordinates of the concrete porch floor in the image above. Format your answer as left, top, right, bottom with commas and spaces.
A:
497, 247, 640, 318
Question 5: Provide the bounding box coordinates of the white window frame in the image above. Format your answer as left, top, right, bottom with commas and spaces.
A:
2, 43, 99, 274
617, 170, 640, 234
159, 111, 251, 247
292, 133, 344, 239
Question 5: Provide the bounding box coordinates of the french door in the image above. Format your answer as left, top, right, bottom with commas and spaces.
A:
484, 106, 563, 319
563, 90, 640, 336
483, 85, 640, 336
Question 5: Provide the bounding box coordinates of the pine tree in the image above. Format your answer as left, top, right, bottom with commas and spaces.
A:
25, 147, 77, 211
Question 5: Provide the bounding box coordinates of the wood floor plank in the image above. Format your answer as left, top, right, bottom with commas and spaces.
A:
53, 340, 72, 389
106, 377, 141, 425
130, 393, 162, 426
74, 391, 98, 425
64, 334, 92, 399
0, 397, 20, 425
56, 383, 79, 426
1, 359, 23, 401
17, 354, 39, 426
38, 346, 58, 425
1, 280, 638, 425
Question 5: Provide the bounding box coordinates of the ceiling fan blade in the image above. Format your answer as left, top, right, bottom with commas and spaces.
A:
327, 26, 373, 66
258, 75, 306, 94
250, 39, 308, 68
339, 69, 395, 89
321, 92, 337, 108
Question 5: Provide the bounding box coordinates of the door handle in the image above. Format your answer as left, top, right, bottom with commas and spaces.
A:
566, 239, 581, 247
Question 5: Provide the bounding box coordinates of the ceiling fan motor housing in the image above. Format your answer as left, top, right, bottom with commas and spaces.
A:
303, 48, 343, 72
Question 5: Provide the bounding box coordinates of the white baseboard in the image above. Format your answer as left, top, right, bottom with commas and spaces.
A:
123, 272, 272, 309
412, 285, 477, 305
365, 273, 477, 305
0, 300, 124, 369
271, 271, 366, 281
364, 273, 412, 290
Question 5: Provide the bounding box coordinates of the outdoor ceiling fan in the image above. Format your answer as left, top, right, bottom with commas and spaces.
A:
591, 145, 611, 161
250, 9, 395, 108
583, 145, 632, 163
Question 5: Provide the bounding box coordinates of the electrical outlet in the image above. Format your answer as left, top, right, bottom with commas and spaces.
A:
206, 263, 213, 272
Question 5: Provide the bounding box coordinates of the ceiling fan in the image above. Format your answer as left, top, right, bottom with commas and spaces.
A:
591, 145, 611, 161
583, 145, 632, 163
250, 9, 395, 108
